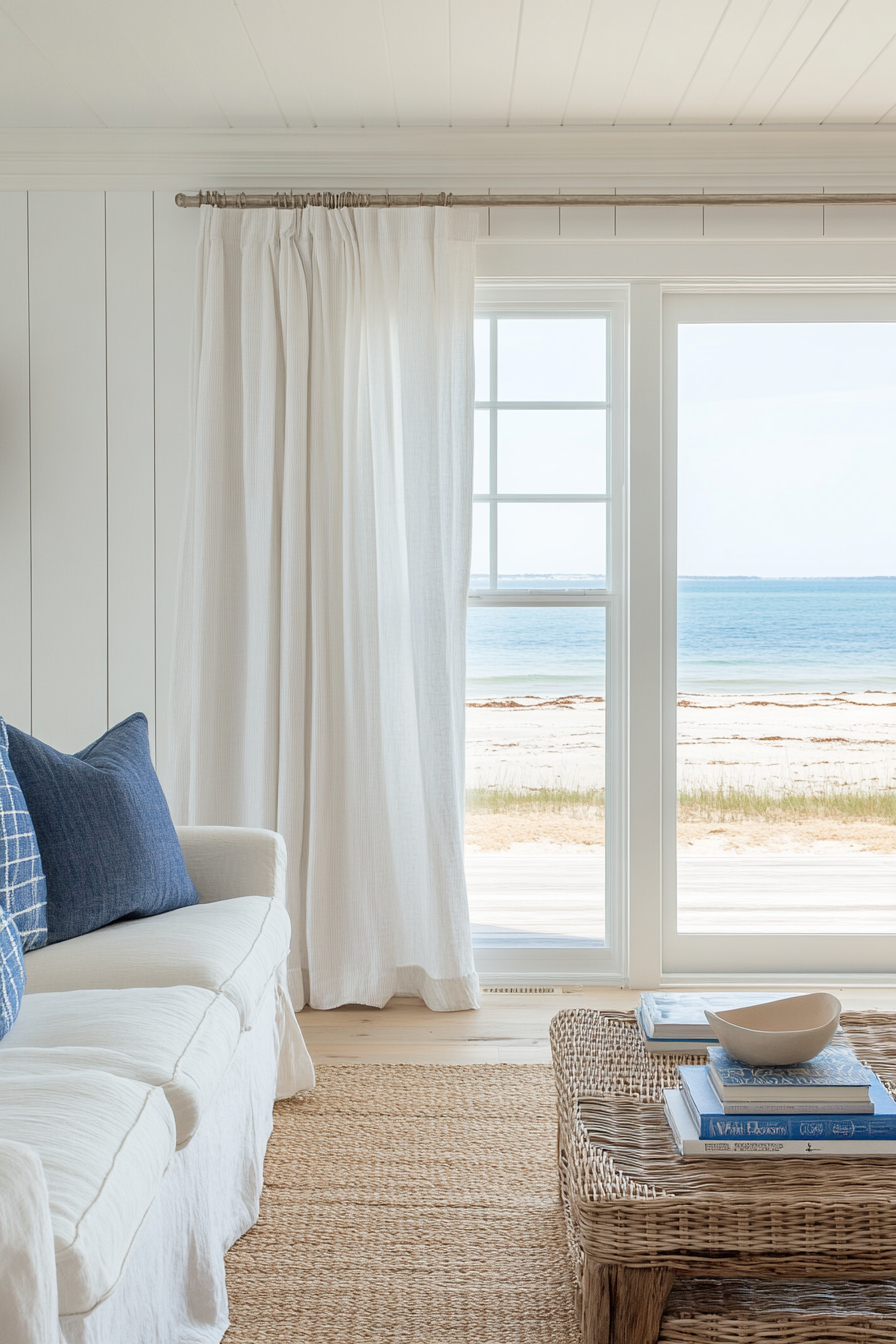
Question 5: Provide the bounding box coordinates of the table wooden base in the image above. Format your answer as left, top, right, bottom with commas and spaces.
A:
581, 1260, 676, 1344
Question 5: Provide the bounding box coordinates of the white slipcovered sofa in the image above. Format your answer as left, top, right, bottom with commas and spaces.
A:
0, 825, 314, 1344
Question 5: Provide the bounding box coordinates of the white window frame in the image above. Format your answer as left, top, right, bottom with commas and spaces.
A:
470, 283, 629, 985
661, 289, 896, 983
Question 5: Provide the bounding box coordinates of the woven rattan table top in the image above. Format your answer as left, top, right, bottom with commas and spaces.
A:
551, 1008, 896, 1279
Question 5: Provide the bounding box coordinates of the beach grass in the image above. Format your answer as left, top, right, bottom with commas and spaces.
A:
678, 783, 896, 823
466, 783, 896, 823
466, 784, 605, 814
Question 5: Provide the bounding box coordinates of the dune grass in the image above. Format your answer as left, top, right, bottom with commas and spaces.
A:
467, 783, 896, 823
466, 785, 604, 814
679, 783, 896, 823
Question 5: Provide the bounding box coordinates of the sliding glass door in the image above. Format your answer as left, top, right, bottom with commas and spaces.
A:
663, 294, 896, 977
468, 291, 626, 982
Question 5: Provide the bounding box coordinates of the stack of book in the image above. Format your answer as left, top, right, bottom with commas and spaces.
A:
636, 992, 793, 1054
664, 1043, 896, 1157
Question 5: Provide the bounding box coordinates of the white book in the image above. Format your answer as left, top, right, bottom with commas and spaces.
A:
640, 992, 791, 1041
664, 1087, 896, 1158
635, 1006, 710, 1055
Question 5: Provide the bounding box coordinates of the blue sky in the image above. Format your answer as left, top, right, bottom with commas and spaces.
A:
678, 323, 896, 578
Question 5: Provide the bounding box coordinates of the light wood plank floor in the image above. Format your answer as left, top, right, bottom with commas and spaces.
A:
297, 986, 896, 1065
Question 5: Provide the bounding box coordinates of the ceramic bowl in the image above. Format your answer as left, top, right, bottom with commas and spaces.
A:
704, 992, 842, 1067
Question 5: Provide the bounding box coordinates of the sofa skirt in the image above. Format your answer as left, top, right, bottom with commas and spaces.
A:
59, 975, 289, 1344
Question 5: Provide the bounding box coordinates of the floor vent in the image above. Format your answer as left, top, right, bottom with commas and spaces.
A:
481, 986, 561, 995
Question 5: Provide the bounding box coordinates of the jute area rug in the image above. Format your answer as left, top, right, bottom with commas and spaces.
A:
223, 1063, 577, 1343
222, 1063, 896, 1344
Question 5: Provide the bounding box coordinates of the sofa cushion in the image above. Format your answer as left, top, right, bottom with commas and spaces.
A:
6, 713, 197, 944
0, 986, 241, 1147
23, 895, 290, 1030
0, 1070, 175, 1316
0, 717, 47, 951
0, 907, 24, 1041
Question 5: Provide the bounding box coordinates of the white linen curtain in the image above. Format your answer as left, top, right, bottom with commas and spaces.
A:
170, 205, 480, 1012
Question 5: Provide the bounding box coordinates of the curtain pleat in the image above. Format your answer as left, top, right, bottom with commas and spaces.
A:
170, 205, 480, 1011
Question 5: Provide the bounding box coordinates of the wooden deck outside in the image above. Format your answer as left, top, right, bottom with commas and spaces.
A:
466, 852, 896, 946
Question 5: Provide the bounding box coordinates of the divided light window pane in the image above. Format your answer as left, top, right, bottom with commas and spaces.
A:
474, 319, 490, 401
498, 502, 606, 588
470, 502, 490, 589
498, 410, 606, 494
497, 319, 606, 402
473, 409, 490, 493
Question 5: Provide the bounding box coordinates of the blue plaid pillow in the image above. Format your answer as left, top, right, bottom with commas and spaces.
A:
0, 718, 48, 951
0, 905, 24, 1040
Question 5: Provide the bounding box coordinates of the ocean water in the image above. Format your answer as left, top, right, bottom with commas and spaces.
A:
466, 578, 896, 697
466, 605, 606, 698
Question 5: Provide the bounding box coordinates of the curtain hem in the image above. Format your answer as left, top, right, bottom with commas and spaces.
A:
289, 963, 480, 1013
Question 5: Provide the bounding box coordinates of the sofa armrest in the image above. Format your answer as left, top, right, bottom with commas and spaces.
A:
175, 826, 287, 905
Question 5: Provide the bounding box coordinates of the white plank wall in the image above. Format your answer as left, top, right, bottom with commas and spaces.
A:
152, 192, 198, 787
0, 188, 894, 808
106, 193, 156, 741
28, 191, 108, 754
0, 193, 31, 732
0, 189, 197, 779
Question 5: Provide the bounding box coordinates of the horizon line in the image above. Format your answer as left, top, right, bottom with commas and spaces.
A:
469, 573, 896, 580
679, 574, 896, 580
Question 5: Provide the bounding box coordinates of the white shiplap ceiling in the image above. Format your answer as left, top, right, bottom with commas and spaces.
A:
3, 0, 896, 132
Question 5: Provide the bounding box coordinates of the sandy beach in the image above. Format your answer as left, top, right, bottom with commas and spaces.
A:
465, 692, 895, 854
676, 691, 895, 792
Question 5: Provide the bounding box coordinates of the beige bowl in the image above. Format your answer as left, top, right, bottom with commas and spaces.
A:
704, 992, 841, 1067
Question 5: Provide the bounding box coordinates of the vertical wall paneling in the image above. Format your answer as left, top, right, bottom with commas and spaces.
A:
560, 205, 615, 239
824, 204, 896, 238
105, 193, 157, 749
487, 205, 560, 239
152, 191, 198, 795
28, 192, 108, 752
615, 206, 704, 240
703, 204, 824, 239
0, 193, 32, 730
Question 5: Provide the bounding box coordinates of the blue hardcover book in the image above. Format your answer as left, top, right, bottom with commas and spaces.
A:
680, 1066, 895, 1139
707, 1044, 872, 1103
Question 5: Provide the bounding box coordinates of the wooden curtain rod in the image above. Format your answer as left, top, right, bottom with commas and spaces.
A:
175, 190, 896, 209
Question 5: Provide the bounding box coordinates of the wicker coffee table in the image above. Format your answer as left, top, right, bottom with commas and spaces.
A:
550, 1008, 896, 1344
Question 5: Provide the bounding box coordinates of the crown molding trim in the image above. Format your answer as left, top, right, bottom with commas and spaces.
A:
2, 126, 896, 190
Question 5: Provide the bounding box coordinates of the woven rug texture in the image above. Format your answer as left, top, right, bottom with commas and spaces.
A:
222, 1062, 896, 1344
223, 1062, 576, 1343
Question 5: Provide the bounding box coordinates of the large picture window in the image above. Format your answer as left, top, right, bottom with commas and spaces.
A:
466, 295, 626, 982
470, 283, 896, 989
662, 294, 896, 978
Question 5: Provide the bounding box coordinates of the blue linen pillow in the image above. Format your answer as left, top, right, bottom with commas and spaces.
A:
0, 717, 48, 951
6, 713, 198, 944
0, 905, 25, 1040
